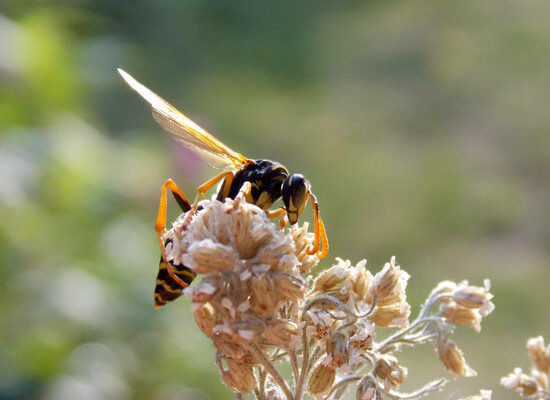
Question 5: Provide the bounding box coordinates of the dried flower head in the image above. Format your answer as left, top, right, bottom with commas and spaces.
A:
527, 336, 550, 374
501, 368, 539, 397
501, 336, 550, 399
161, 185, 494, 399
374, 354, 407, 388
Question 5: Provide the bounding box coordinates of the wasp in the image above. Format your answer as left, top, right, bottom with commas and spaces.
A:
118, 69, 328, 307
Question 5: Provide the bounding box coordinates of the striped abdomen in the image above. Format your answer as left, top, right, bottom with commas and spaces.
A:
154, 239, 196, 308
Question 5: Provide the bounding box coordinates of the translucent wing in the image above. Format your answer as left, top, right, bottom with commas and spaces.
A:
118, 69, 250, 169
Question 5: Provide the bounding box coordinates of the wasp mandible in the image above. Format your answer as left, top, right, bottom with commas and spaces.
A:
118, 69, 328, 306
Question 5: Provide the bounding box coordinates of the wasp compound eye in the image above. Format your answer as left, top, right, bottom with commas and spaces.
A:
282, 174, 308, 224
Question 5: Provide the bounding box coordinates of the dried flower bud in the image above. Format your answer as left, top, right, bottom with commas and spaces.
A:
350, 322, 374, 352
313, 259, 352, 292
213, 334, 248, 361
191, 276, 220, 303
305, 310, 333, 341
438, 338, 476, 377
501, 368, 539, 397
219, 358, 257, 393
369, 257, 409, 306
351, 260, 372, 302
308, 364, 336, 398
356, 376, 381, 400
441, 301, 482, 332
183, 239, 239, 274
230, 317, 266, 342
458, 389, 492, 400
263, 320, 300, 349
374, 354, 407, 388
527, 336, 550, 374
193, 303, 218, 336
325, 332, 351, 368
452, 280, 494, 316
249, 275, 278, 319
273, 272, 306, 301
371, 301, 410, 327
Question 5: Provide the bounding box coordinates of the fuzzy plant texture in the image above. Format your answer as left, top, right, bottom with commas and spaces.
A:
501, 336, 550, 399
163, 184, 495, 400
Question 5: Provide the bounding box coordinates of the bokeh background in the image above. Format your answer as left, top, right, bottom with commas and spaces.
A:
1, 1, 549, 399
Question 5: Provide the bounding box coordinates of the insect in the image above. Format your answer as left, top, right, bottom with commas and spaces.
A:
118, 69, 328, 307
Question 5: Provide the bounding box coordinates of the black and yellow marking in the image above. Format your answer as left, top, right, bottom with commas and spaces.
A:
154, 239, 197, 308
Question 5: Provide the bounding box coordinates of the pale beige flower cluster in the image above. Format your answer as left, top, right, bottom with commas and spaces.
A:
501, 336, 550, 399
163, 184, 495, 400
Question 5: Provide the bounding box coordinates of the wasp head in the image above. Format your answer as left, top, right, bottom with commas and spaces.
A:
282, 173, 309, 224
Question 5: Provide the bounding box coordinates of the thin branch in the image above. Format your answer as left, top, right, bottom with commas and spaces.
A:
324, 376, 361, 399
289, 350, 300, 386
387, 378, 448, 400
250, 345, 294, 400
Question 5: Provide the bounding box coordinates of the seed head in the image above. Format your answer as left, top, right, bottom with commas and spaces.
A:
308, 364, 336, 398
452, 280, 494, 316
313, 258, 353, 294
501, 368, 539, 397
369, 256, 409, 306
218, 357, 257, 393
325, 331, 351, 368
374, 354, 407, 388
441, 301, 482, 332
356, 376, 382, 400
371, 301, 410, 328
438, 338, 476, 377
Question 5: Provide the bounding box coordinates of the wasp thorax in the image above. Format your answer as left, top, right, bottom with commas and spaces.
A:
282, 173, 309, 224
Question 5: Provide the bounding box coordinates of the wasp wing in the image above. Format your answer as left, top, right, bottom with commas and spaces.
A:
118, 69, 250, 169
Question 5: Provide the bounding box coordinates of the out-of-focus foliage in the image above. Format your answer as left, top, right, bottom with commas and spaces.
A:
0, 1, 548, 399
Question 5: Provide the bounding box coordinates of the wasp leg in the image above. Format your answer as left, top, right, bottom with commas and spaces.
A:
265, 207, 287, 231
266, 207, 286, 220
155, 179, 191, 262
306, 192, 329, 258
191, 170, 235, 211
280, 215, 288, 230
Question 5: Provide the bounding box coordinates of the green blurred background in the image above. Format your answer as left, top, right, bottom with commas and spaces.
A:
1, 1, 549, 399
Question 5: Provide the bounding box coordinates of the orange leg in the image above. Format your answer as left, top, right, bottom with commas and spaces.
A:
180, 170, 235, 229
266, 207, 286, 220
306, 192, 329, 258
154, 179, 191, 288
191, 170, 235, 211
279, 215, 288, 230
